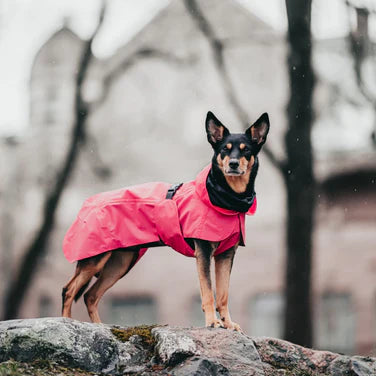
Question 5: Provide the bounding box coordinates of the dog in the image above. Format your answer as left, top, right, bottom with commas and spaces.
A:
62, 111, 269, 331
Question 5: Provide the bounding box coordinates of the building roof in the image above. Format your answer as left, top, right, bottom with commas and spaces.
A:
30, 26, 83, 77
104, 0, 280, 78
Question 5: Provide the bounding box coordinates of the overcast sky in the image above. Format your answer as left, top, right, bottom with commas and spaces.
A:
0, 0, 375, 135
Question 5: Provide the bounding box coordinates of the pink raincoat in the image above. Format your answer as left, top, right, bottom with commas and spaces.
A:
63, 165, 257, 263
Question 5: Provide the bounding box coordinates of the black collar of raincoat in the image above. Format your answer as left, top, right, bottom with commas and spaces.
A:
206, 162, 256, 213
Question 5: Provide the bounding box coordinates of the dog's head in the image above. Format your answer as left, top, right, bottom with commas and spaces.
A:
205, 111, 270, 177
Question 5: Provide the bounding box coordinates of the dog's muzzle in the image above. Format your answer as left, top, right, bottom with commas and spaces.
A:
225, 159, 244, 175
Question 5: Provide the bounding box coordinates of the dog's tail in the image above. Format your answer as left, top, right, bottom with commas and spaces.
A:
74, 279, 92, 302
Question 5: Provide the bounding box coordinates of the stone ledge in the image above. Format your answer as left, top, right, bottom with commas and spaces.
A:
0, 318, 375, 375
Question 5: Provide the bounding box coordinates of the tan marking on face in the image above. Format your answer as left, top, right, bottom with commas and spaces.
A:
239, 156, 248, 172
248, 155, 255, 169
226, 143, 232, 150
225, 175, 247, 193
216, 153, 223, 168
239, 143, 245, 150
217, 153, 229, 170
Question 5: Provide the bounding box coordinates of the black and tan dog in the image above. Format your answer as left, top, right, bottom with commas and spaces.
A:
62, 111, 269, 331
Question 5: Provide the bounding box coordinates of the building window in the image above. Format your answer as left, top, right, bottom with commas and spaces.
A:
315, 292, 355, 354
248, 292, 284, 338
39, 296, 53, 318
108, 296, 157, 326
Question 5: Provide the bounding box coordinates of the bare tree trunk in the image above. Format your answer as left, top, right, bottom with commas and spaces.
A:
283, 0, 315, 348
184, 0, 315, 347
1, 3, 107, 320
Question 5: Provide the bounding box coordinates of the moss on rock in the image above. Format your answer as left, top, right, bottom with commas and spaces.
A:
0, 359, 99, 376
111, 324, 158, 348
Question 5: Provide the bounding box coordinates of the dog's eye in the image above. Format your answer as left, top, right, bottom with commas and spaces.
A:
243, 146, 250, 152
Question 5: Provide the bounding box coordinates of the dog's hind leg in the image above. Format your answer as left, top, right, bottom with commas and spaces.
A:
214, 245, 242, 331
194, 239, 222, 328
62, 251, 112, 319
84, 249, 139, 323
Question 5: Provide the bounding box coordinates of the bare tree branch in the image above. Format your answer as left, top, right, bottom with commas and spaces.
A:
345, 0, 376, 146
84, 134, 113, 179
90, 48, 195, 110
84, 49, 194, 175
346, 2, 375, 101
2, 1, 107, 320
2, 1, 198, 319
183, 0, 286, 173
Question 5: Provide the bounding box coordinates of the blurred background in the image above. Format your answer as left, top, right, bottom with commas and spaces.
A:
0, 0, 375, 356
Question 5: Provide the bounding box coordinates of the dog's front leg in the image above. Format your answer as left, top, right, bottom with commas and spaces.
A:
194, 239, 223, 328
214, 245, 242, 332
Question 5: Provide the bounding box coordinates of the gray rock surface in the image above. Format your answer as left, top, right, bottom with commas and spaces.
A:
0, 317, 376, 375
0, 317, 140, 374
152, 326, 197, 365
253, 337, 376, 375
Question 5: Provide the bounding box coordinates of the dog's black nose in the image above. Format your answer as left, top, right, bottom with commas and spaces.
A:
229, 159, 239, 169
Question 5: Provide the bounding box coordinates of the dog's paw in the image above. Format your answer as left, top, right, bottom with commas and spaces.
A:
223, 321, 243, 332
207, 318, 224, 328
232, 322, 243, 333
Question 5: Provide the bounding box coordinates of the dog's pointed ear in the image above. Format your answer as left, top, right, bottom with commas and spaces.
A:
205, 111, 229, 147
246, 113, 270, 146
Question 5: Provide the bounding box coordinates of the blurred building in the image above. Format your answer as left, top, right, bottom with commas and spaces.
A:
0, 0, 375, 356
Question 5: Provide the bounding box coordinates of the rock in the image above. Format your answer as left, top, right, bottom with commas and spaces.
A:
152, 326, 197, 365
0, 317, 141, 374
0, 318, 376, 375
172, 357, 230, 375
253, 337, 376, 375
186, 327, 265, 375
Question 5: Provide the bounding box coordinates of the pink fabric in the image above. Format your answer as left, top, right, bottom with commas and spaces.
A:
63, 165, 257, 263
